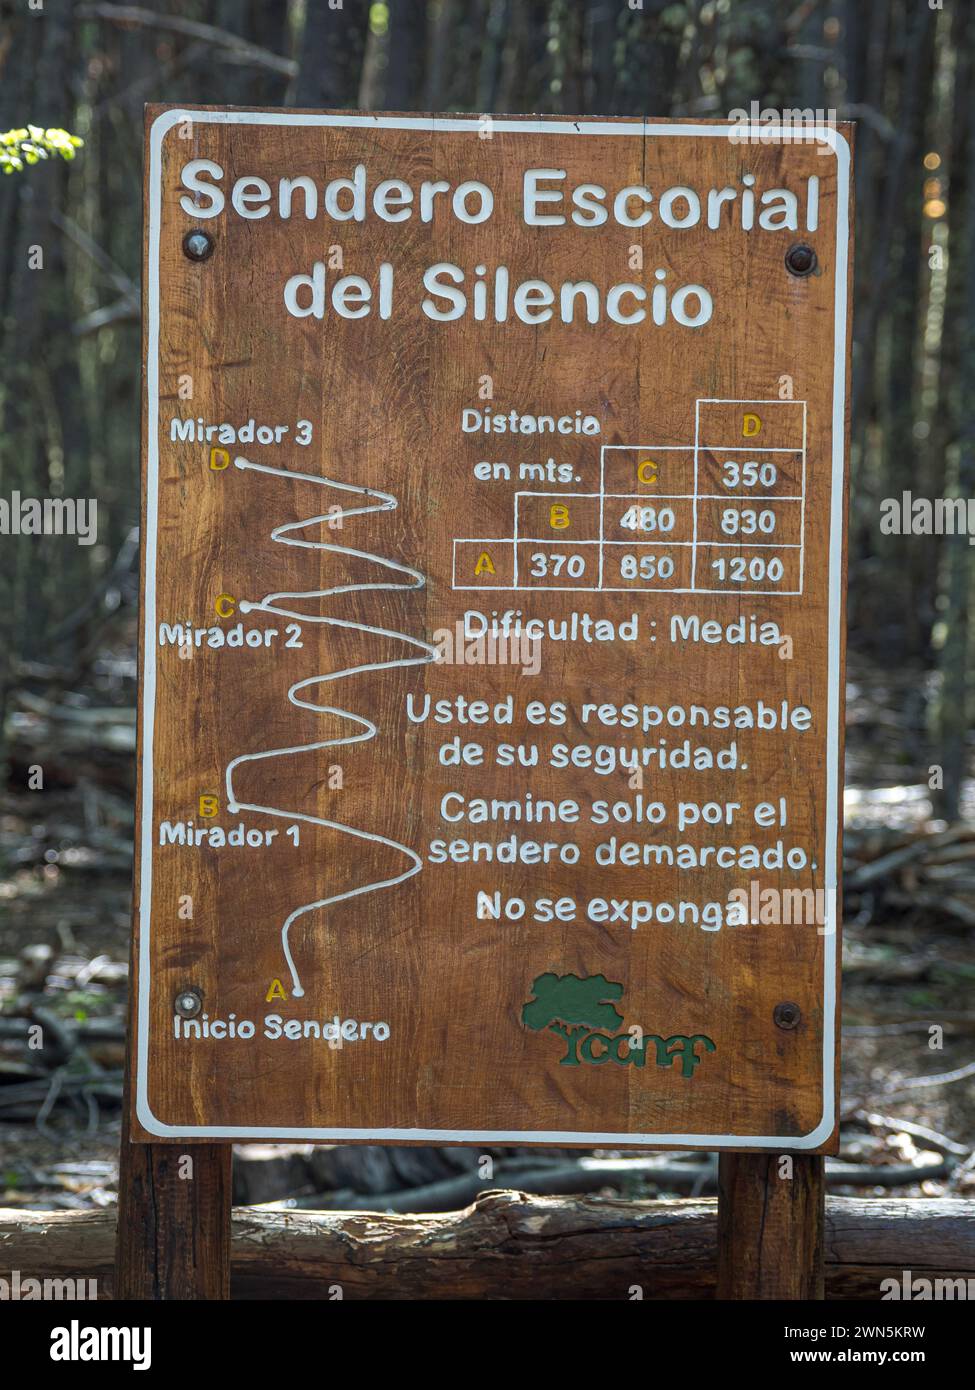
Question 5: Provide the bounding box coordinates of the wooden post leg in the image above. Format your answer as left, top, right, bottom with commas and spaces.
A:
115, 1124, 232, 1300
716, 1152, 825, 1300
115, 893, 232, 1298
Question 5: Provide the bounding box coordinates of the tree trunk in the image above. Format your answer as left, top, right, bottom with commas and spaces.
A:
294, 0, 367, 108
384, 0, 428, 111
2, 1193, 972, 1301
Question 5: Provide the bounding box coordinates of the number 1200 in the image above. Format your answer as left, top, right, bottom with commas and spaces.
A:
710, 555, 784, 583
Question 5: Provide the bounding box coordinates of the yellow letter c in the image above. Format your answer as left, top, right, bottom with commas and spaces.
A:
637, 459, 658, 485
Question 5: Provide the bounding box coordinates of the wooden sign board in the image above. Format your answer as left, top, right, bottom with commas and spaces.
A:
135, 108, 851, 1150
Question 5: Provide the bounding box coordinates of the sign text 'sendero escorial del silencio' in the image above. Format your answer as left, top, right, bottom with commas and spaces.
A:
134, 109, 852, 1148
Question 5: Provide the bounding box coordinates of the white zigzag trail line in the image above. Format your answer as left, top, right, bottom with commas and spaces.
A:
226, 455, 439, 998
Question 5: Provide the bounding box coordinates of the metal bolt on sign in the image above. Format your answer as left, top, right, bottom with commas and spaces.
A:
773, 1001, 802, 1030
174, 989, 203, 1019
785, 243, 817, 277
182, 229, 214, 262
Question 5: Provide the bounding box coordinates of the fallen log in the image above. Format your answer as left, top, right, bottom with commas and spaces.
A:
2, 1192, 973, 1300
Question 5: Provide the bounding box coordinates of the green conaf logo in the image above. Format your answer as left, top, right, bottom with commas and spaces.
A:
521, 972, 715, 1077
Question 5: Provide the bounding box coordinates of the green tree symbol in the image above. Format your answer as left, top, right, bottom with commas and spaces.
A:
522, 972, 625, 1064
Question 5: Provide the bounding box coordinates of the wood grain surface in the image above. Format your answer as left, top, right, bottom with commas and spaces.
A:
133, 108, 852, 1148
717, 1151, 825, 1298
9, 1195, 973, 1301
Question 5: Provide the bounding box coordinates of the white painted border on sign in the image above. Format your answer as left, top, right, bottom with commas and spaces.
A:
140, 111, 850, 1146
